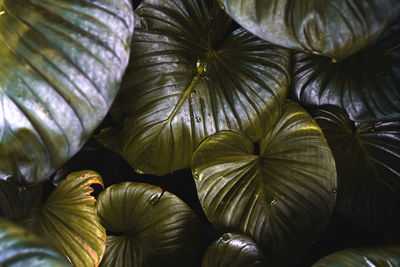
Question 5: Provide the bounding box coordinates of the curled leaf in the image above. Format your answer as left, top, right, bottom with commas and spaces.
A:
22, 170, 106, 267
95, 182, 204, 267
202, 233, 266, 267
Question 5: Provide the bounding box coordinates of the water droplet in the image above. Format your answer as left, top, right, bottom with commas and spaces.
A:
217, 0, 226, 10
149, 194, 161, 205
196, 116, 202, 123
18, 186, 26, 192
196, 59, 201, 68
192, 90, 197, 96
331, 187, 337, 193
135, 169, 144, 175
193, 171, 200, 180
269, 198, 277, 206
221, 233, 231, 242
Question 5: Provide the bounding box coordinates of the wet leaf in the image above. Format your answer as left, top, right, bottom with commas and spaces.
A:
192, 101, 337, 262
313, 106, 400, 229
97, 0, 290, 175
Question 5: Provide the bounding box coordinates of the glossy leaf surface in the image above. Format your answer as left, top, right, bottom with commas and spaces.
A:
95, 182, 204, 267
291, 20, 400, 122
0, 219, 70, 267
97, 0, 290, 175
0, 0, 134, 185
313, 106, 400, 229
192, 101, 337, 262
202, 233, 266, 267
219, 0, 400, 60
22, 171, 106, 267
313, 246, 400, 267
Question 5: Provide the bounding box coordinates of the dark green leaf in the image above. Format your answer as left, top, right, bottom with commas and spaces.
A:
0, 0, 134, 185
97, 0, 290, 175
291, 20, 400, 122
0, 219, 70, 267
192, 101, 337, 262
313, 106, 400, 229
21, 170, 106, 267
202, 233, 266, 267
95, 182, 204, 267
0, 180, 42, 221
313, 246, 400, 267
219, 0, 400, 60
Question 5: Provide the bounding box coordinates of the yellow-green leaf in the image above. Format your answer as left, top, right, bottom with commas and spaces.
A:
22, 170, 106, 267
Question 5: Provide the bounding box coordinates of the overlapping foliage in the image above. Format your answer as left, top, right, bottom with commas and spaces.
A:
0, 0, 399, 266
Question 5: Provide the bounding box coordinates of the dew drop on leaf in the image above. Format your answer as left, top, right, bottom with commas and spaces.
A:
149, 194, 161, 205
135, 169, 144, 175
221, 233, 231, 242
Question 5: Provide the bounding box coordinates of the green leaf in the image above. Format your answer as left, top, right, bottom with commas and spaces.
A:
0, 0, 134, 185
97, 0, 290, 175
0, 180, 42, 221
0, 219, 70, 267
219, 0, 400, 60
95, 182, 204, 267
21, 170, 106, 267
202, 233, 266, 267
192, 101, 337, 262
313, 246, 400, 267
291, 20, 400, 122
313, 106, 400, 229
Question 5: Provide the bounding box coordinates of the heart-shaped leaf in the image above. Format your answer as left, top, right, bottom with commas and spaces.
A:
0, 219, 70, 267
219, 0, 400, 60
97, 0, 290, 175
313, 246, 400, 267
21, 170, 106, 267
202, 233, 266, 267
192, 101, 337, 262
0, 0, 134, 185
313, 106, 400, 229
291, 19, 400, 122
95, 182, 204, 267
